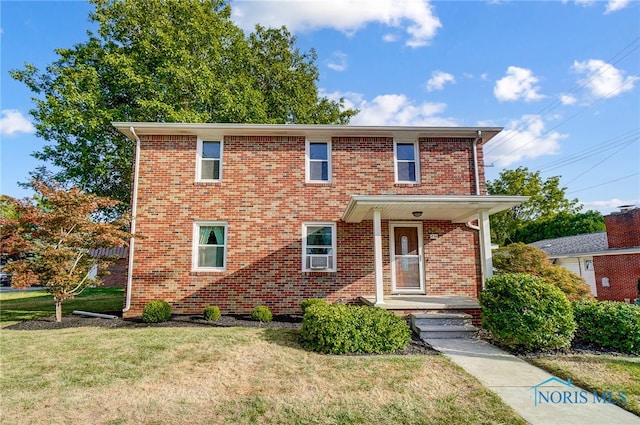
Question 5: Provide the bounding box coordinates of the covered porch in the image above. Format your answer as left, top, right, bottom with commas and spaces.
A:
342, 195, 528, 307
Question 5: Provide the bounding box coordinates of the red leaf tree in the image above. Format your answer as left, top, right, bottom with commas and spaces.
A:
1, 181, 132, 322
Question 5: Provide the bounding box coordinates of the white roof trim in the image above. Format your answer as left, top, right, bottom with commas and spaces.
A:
342, 195, 528, 223
548, 247, 640, 259
113, 122, 503, 143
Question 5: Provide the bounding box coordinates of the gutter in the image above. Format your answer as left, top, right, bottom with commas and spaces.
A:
123, 126, 141, 313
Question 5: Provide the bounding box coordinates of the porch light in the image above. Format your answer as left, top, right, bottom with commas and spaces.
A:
412, 211, 423, 218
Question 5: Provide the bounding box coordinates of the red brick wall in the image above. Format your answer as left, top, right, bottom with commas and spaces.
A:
124, 134, 484, 317
593, 253, 640, 302
605, 208, 640, 249
102, 258, 128, 288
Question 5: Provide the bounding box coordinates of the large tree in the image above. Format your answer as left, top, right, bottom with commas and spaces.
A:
487, 167, 581, 246
512, 210, 605, 244
11, 0, 357, 207
0, 182, 131, 322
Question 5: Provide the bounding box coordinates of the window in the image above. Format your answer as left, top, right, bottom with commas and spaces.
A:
197, 140, 222, 181
193, 222, 227, 271
306, 140, 331, 182
394, 141, 420, 183
302, 223, 336, 272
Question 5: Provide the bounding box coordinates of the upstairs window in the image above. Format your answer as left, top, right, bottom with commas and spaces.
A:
197, 140, 222, 181
394, 141, 420, 183
193, 222, 227, 271
302, 223, 336, 272
306, 141, 331, 182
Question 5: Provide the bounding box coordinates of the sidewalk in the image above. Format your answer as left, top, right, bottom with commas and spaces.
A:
425, 338, 639, 425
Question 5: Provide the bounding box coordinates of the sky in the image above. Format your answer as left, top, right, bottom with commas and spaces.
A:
1, 0, 639, 215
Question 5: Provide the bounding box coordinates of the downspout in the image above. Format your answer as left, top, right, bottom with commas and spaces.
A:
466, 130, 483, 231
123, 126, 141, 313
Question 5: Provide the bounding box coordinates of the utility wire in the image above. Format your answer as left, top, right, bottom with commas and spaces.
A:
484, 37, 640, 156
568, 172, 640, 194
562, 138, 638, 185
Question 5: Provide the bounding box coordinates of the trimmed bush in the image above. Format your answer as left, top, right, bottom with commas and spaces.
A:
142, 300, 171, 323
572, 300, 640, 354
300, 298, 327, 315
203, 305, 221, 321
251, 305, 273, 323
480, 273, 576, 352
300, 303, 411, 354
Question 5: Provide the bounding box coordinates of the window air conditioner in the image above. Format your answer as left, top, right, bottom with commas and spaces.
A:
310, 255, 330, 269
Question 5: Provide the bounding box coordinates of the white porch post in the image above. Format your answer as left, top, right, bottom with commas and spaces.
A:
478, 210, 493, 289
373, 208, 384, 305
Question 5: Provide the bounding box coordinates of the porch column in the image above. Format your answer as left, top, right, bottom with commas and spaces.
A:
373, 208, 384, 305
478, 210, 493, 289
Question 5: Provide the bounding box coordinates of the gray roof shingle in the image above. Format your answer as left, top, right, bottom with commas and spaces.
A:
529, 232, 608, 257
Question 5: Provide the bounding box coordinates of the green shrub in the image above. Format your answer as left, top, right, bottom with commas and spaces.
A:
300, 303, 411, 354
572, 300, 640, 354
480, 273, 576, 352
300, 298, 327, 315
251, 305, 273, 323
203, 305, 221, 321
142, 300, 171, 323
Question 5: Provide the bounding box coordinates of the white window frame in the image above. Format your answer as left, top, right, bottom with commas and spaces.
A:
192, 221, 228, 271
302, 222, 337, 272
305, 139, 332, 183
196, 138, 223, 182
394, 140, 420, 183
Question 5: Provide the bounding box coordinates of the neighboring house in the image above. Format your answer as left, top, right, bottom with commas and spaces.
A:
88, 247, 128, 288
531, 206, 640, 302
113, 123, 527, 318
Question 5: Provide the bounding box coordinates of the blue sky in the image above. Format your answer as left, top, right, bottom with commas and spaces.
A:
1, 0, 639, 214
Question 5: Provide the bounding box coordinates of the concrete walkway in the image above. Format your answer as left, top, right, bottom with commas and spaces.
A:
425, 338, 639, 425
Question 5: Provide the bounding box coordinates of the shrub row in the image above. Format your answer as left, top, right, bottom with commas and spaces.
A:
572, 300, 639, 354
300, 302, 411, 354
480, 273, 639, 354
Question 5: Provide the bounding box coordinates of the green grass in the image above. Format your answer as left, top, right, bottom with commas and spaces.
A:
0, 287, 124, 323
0, 326, 526, 425
526, 354, 640, 416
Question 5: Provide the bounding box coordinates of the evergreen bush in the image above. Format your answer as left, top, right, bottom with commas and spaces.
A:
300, 303, 411, 354
142, 300, 171, 323
572, 300, 640, 354
251, 305, 273, 323
300, 298, 327, 315
203, 305, 221, 321
480, 273, 576, 352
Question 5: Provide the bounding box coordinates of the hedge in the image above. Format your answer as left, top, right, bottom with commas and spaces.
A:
572, 300, 640, 354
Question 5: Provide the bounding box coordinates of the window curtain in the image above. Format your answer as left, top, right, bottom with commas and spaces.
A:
199, 226, 213, 244
212, 226, 224, 245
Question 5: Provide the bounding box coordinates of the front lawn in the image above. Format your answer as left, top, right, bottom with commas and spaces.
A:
0, 287, 124, 323
0, 326, 525, 425
526, 354, 640, 417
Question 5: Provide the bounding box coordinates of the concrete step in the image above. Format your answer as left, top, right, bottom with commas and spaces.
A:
414, 324, 478, 339
410, 312, 473, 327
410, 313, 478, 339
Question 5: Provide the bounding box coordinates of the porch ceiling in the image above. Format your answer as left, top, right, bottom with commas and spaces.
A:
342, 195, 529, 223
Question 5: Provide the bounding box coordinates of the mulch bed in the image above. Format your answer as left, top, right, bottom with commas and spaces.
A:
4, 313, 439, 356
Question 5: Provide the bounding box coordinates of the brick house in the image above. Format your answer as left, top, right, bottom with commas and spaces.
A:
531, 206, 640, 302
113, 123, 527, 318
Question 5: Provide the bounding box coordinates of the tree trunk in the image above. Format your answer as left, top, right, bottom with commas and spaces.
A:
55, 299, 63, 322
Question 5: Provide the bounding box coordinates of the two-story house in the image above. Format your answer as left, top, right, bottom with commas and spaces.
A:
113, 123, 526, 319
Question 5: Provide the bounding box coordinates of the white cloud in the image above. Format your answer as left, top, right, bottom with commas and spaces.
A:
0, 109, 35, 136
605, 0, 629, 14
560, 94, 577, 105
322, 90, 456, 126
574, 0, 596, 6
572, 59, 639, 99
426, 70, 455, 92
231, 0, 442, 47
580, 198, 640, 214
484, 115, 566, 167
327, 51, 348, 72
494, 66, 545, 102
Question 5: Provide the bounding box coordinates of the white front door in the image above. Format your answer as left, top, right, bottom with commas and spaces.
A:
390, 223, 425, 294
